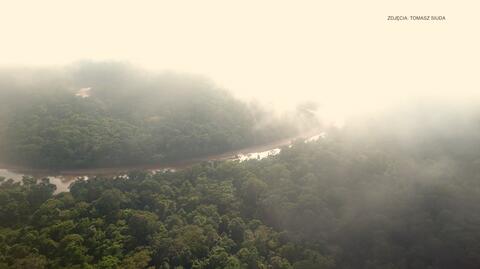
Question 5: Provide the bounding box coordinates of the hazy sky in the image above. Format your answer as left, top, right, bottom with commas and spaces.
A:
1, 0, 479, 122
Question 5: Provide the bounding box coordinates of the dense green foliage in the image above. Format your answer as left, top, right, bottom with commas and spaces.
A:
0, 164, 333, 269
1, 64, 479, 268
2, 111, 480, 268
0, 62, 314, 169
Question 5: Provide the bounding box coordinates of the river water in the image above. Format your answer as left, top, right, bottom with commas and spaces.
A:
0, 132, 324, 193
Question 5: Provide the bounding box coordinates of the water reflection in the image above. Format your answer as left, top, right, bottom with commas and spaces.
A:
235, 148, 281, 161
0, 133, 325, 193
0, 169, 86, 194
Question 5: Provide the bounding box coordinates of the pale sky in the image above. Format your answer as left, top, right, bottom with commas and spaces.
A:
0, 0, 479, 122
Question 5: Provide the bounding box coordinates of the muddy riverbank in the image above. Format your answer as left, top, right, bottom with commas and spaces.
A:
0, 130, 324, 193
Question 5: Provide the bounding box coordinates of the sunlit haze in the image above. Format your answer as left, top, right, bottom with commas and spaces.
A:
3, 2, 480, 268
1, 0, 479, 124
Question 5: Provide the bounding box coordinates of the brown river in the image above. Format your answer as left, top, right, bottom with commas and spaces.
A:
0, 132, 324, 193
